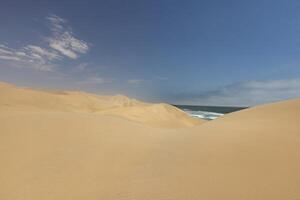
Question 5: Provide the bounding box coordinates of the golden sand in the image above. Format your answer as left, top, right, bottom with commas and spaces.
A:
1, 82, 300, 199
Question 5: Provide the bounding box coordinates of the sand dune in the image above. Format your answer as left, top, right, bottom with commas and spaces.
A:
0, 82, 203, 128
148, 99, 300, 199
98, 103, 201, 128
0, 82, 142, 112
1, 82, 300, 199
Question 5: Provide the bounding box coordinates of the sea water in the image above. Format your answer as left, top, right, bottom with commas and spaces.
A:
174, 105, 247, 120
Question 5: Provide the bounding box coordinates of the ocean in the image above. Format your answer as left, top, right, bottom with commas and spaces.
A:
174, 105, 247, 120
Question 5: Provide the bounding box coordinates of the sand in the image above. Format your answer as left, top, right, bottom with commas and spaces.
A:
1, 82, 300, 199
0, 82, 202, 128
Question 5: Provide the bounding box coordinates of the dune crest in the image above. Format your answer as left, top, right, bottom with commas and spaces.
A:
0, 81, 203, 127
99, 103, 201, 128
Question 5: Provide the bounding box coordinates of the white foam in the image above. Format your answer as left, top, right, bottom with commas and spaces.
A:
183, 110, 224, 120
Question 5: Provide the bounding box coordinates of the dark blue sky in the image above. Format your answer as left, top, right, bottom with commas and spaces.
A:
1, 0, 300, 106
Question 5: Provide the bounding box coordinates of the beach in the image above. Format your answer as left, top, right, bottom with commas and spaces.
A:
1, 82, 300, 200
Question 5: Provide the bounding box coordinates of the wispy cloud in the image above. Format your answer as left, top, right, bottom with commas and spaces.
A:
0, 44, 61, 71
47, 14, 89, 59
46, 14, 67, 33
77, 77, 114, 85
0, 14, 89, 71
127, 79, 144, 84
25, 45, 61, 61
75, 62, 89, 71
174, 79, 300, 106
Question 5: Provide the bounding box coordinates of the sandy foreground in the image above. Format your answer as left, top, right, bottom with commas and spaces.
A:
1, 82, 300, 200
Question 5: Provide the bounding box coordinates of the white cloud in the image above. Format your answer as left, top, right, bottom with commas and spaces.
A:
46, 14, 67, 33
75, 62, 89, 71
0, 44, 60, 71
0, 14, 90, 71
47, 15, 89, 59
25, 45, 61, 60
127, 79, 144, 84
0, 55, 21, 61
77, 77, 114, 85
176, 79, 300, 106
49, 40, 78, 59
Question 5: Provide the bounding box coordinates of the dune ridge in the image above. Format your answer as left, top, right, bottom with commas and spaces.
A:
1, 82, 300, 200
0, 82, 203, 128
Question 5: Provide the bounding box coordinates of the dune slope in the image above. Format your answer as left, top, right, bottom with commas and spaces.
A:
0, 82, 203, 128
1, 82, 300, 200
142, 99, 300, 199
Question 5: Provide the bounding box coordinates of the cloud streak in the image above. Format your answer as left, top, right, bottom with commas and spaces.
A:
127, 79, 144, 84
0, 44, 61, 71
174, 79, 300, 106
77, 77, 114, 85
0, 14, 89, 71
47, 15, 89, 59
46, 14, 67, 33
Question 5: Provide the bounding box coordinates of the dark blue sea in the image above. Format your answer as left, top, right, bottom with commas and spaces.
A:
174, 105, 247, 120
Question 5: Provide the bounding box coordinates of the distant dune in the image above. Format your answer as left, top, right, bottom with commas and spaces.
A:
1, 82, 300, 200
0, 82, 203, 128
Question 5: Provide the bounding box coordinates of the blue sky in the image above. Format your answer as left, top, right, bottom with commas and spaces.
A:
1, 0, 300, 106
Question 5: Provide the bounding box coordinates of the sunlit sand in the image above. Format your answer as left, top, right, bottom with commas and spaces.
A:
1, 82, 300, 199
